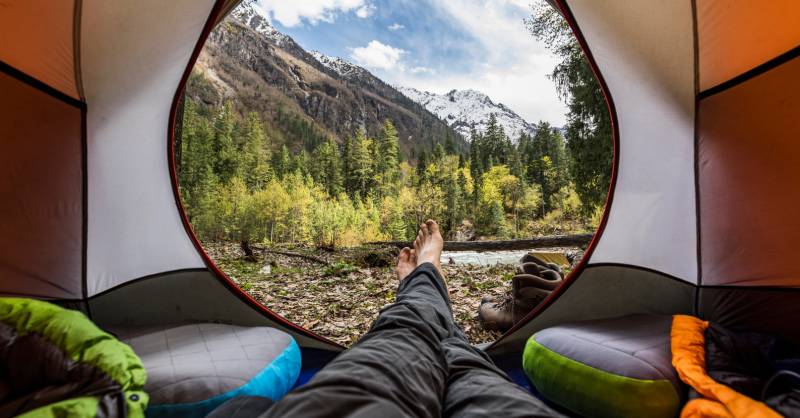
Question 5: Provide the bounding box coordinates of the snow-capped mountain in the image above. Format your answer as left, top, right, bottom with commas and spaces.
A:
309, 51, 370, 80
232, 1, 290, 46
396, 86, 537, 141
193, 0, 465, 157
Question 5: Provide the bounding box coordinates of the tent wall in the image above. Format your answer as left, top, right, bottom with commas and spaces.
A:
0, 0, 80, 100
88, 269, 336, 350
699, 54, 800, 288
0, 70, 84, 300
699, 287, 800, 347
82, 0, 213, 295
696, 0, 800, 92
567, 0, 698, 283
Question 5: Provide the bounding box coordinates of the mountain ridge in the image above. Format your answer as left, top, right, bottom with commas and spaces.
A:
188, 0, 465, 157
395, 85, 538, 141
302, 46, 541, 142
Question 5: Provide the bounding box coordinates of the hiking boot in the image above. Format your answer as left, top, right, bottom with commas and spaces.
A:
519, 263, 563, 285
510, 274, 555, 325
517, 263, 563, 290
478, 274, 558, 332
478, 295, 513, 332
520, 253, 563, 275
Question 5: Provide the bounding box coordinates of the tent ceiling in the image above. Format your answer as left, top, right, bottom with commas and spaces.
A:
697, 0, 800, 92
0, 0, 80, 99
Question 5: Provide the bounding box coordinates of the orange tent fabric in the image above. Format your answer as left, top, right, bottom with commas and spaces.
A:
670, 315, 780, 418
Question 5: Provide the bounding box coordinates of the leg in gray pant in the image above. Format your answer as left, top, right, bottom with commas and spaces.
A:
265, 262, 561, 418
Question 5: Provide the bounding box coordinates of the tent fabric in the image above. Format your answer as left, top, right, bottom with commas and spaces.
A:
696, 0, 800, 92
698, 54, 800, 287
0, 71, 83, 300
82, 0, 213, 295
0, 0, 80, 100
565, 0, 698, 283
698, 287, 800, 348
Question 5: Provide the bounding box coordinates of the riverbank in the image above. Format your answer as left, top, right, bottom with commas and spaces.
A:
203, 241, 579, 346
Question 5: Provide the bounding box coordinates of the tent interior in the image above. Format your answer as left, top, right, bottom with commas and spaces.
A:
1, 0, 799, 416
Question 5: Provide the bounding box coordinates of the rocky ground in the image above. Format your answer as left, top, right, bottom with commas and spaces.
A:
204, 242, 576, 347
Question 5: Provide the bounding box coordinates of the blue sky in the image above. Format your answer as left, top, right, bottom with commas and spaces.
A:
254, 0, 567, 126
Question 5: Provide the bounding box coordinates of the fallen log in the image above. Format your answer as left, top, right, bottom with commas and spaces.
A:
251, 247, 330, 265
369, 234, 593, 252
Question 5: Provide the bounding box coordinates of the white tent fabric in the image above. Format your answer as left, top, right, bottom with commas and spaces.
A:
83, 0, 213, 295
572, 0, 698, 283
4, 0, 800, 355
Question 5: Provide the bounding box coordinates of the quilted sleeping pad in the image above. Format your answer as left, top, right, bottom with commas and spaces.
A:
112, 323, 301, 418
522, 314, 683, 418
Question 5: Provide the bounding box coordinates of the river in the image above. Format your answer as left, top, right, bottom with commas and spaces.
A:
440, 250, 534, 266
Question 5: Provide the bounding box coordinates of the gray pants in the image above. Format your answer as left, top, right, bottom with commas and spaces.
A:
214, 263, 562, 418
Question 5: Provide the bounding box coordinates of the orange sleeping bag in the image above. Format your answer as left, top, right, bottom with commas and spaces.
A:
670, 315, 781, 418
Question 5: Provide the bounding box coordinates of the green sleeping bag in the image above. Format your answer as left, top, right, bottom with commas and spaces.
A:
0, 298, 147, 418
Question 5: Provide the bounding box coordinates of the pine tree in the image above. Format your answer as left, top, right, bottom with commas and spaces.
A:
291, 149, 309, 177
212, 101, 238, 183
311, 138, 342, 196
350, 130, 374, 199
240, 112, 272, 191
179, 101, 217, 217
416, 152, 428, 185
444, 131, 457, 155
376, 120, 400, 196
526, 5, 612, 212
273, 144, 291, 180
341, 136, 353, 195
527, 121, 569, 211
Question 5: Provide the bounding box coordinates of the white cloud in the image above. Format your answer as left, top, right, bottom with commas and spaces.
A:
409, 66, 435, 75
350, 40, 406, 71
355, 4, 376, 18
256, 0, 365, 27
396, 0, 568, 126
388, 23, 405, 31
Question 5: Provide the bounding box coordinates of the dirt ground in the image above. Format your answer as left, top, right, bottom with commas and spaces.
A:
204, 242, 574, 346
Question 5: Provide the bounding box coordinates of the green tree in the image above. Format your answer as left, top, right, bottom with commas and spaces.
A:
350, 130, 374, 198
272, 144, 291, 179
179, 101, 217, 218
311, 138, 342, 196
376, 120, 400, 197
526, 3, 612, 212
341, 136, 354, 195
525, 122, 569, 211
239, 112, 272, 191
212, 101, 238, 183
416, 152, 429, 185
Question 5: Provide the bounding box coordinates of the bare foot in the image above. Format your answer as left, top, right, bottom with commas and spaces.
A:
413, 219, 444, 274
396, 247, 417, 280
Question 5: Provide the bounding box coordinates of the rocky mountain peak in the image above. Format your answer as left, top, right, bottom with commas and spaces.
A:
396, 86, 536, 141
231, 0, 290, 46
309, 51, 369, 80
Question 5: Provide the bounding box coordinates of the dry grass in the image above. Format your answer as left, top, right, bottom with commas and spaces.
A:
204, 242, 519, 346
